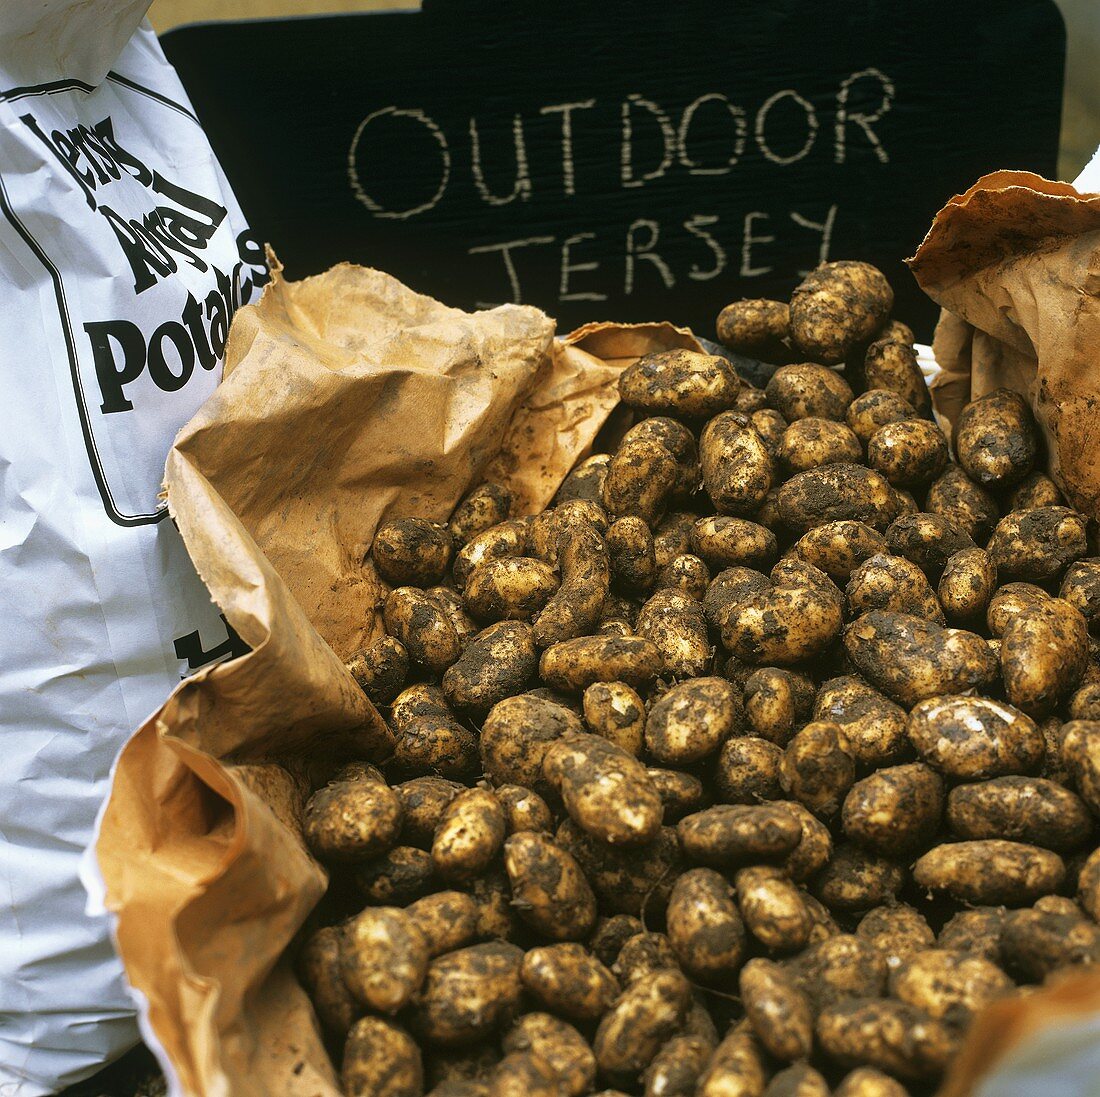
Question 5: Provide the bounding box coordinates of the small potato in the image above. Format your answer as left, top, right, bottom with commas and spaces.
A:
593, 969, 693, 1079
885, 513, 975, 577
488, 1052, 558, 1097
890, 949, 1012, 1028
797, 934, 887, 1009
913, 840, 1065, 905
937, 908, 1007, 962
955, 388, 1038, 487
947, 776, 1092, 852
618, 349, 742, 419
735, 865, 814, 953
495, 784, 553, 835
780, 721, 855, 818
863, 339, 931, 415
431, 788, 506, 882
1000, 906, 1100, 981
442, 621, 537, 715
987, 582, 1051, 638
645, 677, 739, 765
454, 519, 529, 589
678, 804, 802, 866
740, 957, 814, 1061
813, 676, 910, 771
407, 891, 481, 958
533, 521, 610, 648
691, 516, 777, 571
480, 693, 584, 791
303, 774, 403, 861
582, 681, 646, 755
384, 587, 463, 674
656, 553, 710, 601
846, 553, 944, 624
606, 516, 657, 595
842, 764, 944, 858
765, 1064, 830, 1097
792, 521, 888, 583
667, 868, 746, 981
643, 1036, 713, 1097
696, 1024, 767, 1097
844, 611, 998, 707
1070, 681, 1100, 721
393, 716, 479, 780
714, 735, 785, 804
700, 411, 774, 516
347, 636, 409, 704
464, 558, 559, 623
646, 768, 705, 821
907, 695, 1044, 779
343, 1017, 423, 1097
856, 905, 935, 969
612, 931, 678, 986
342, 906, 430, 1013
988, 506, 1089, 582
812, 843, 906, 912
716, 298, 791, 358
781, 417, 863, 472
778, 800, 835, 881
778, 463, 898, 533
354, 846, 435, 905
789, 261, 893, 364
834, 1068, 910, 1097
744, 667, 812, 745
1010, 471, 1064, 510
704, 565, 771, 632
652, 512, 697, 569
937, 547, 997, 624
556, 455, 610, 507
373, 517, 453, 587
1001, 597, 1089, 716
539, 634, 664, 692
622, 417, 700, 500
926, 466, 999, 543
867, 420, 948, 487
504, 831, 597, 941
414, 942, 525, 1046
297, 925, 361, 1038
753, 408, 788, 458
603, 439, 678, 528
466, 869, 522, 943
1060, 559, 1100, 627
521, 944, 619, 1021
449, 482, 513, 545
427, 586, 479, 645
1079, 847, 1100, 923
766, 362, 855, 420
503, 1014, 596, 1097
846, 389, 918, 446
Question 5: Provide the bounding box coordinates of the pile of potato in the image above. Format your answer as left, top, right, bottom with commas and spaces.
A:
297, 260, 1100, 1097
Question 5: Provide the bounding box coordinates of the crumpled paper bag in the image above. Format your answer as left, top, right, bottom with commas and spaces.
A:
95, 260, 699, 1096
909, 170, 1100, 518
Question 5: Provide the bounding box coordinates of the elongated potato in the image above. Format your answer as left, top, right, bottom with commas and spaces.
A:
913, 840, 1065, 905
593, 969, 693, 1079
735, 865, 814, 953
834, 1068, 910, 1097
811, 843, 906, 912
842, 764, 944, 858
947, 777, 1092, 852
622, 417, 700, 499
464, 558, 559, 623
700, 411, 774, 516
520, 944, 619, 1021
1060, 559, 1100, 626
954, 388, 1038, 488
1000, 905, 1100, 981
891, 949, 1010, 1030
863, 339, 931, 415
667, 868, 746, 981
937, 547, 997, 625
740, 957, 814, 1061
540, 634, 664, 692
696, 1024, 768, 1097
717, 298, 791, 358
533, 520, 610, 648
645, 677, 739, 765
407, 891, 481, 958
643, 1035, 714, 1097
846, 389, 918, 445
384, 587, 463, 674
1001, 596, 1089, 716
442, 621, 537, 715
606, 516, 657, 595
925, 466, 999, 543
619, 349, 742, 419
343, 1017, 423, 1097
342, 906, 430, 1014
635, 588, 711, 678
691, 515, 777, 571
503, 831, 597, 941
778, 463, 898, 533
431, 787, 506, 882
678, 804, 803, 866
297, 925, 361, 1039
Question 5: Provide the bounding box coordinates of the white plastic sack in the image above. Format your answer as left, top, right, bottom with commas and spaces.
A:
0, 3, 266, 1091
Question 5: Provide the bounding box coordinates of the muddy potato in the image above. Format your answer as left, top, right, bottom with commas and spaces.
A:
955, 388, 1038, 488
393, 715, 480, 781
856, 905, 935, 970
646, 768, 705, 821
495, 784, 553, 835
715, 735, 785, 804
354, 846, 436, 905
480, 693, 583, 791
867, 420, 948, 487
533, 521, 610, 648
645, 677, 739, 765
907, 695, 1044, 779
540, 634, 664, 692
814, 676, 910, 771
937, 547, 997, 625
690, 516, 777, 573
298, 925, 361, 1038
1060, 559, 1100, 627
343, 1016, 423, 1097
781, 721, 855, 818
643, 1035, 713, 1097
738, 957, 814, 1061
700, 411, 774, 516
503, 831, 597, 940
372, 517, 453, 587
442, 622, 537, 715
937, 908, 1007, 961
666, 869, 746, 981
618, 348, 742, 419
407, 891, 481, 958
765, 1064, 830, 1097
778, 463, 898, 534
414, 942, 525, 1046
463, 869, 521, 943
925, 466, 1000, 544
717, 298, 791, 358
987, 582, 1051, 638
623, 417, 700, 496
834, 1068, 910, 1097
450, 482, 513, 544
846, 389, 919, 446
593, 969, 693, 1080
1001, 597, 1089, 716
633, 590, 710, 679
454, 519, 529, 589
521, 943, 619, 1021
303, 773, 403, 862
789, 261, 892, 363
1059, 719, 1100, 814
427, 1045, 499, 1092
1000, 906, 1100, 981
1070, 682, 1100, 721
347, 636, 409, 704
844, 611, 998, 707
735, 865, 814, 952
431, 788, 506, 882
1008, 472, 1062, 511
703, 565, 771, 632
463, 558, 559, 623
384, 587, 464, 674
678, 803, 803, 866
744, 667, 810, 745
652, 512, 697, 569
606, 516, 657, 595
914, 840, 1065, 905
428, 586, 480, 645
891, 949, 1012, 1028
842, 764, 943, 859
487, 1052, 559, 1097
582, 681, 646, 756
780, 416, 862, 472
503, 1014, 596, 1097
812, 843, 906, 912
791, 521, 888, 584
988, 506, 1089, 582
556, 455, 611, 507
765, 362, 855, 421
613, 931, 678, 985
602, 439, 679, 529
696, 1024, 768, 1097
846, 553, 944, 623
778, 800, 835, 881
885, 514, 976, 578
1080, 847, 1100, 923
947, 776, 1091, 852
863, 339, 931, 415
656, 553, 711, 601
342, 906, 430, 1013
796, 934, 887, 1010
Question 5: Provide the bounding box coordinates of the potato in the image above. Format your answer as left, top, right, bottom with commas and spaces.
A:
618, 349, 742, 419
354, 846, 436, 905
1060, 559, 1100, 627
696, 1024, 768, 1097
691, 516, 777, 572
656, 553, 711, 601
1059, 720, 1100, 814
947, 776, 1092, 852
297, 925, 361, 1038
502, 1014, 596, 1097
813, 676, 910, 771
556, 455, 610, 507
907, 695, 1044, 779
454, 519, 529, 589
303, 773, 403, 861
833, 1067, 910, 1097
842, 764, 944, 858
884, 513, 975, 577
343, 1017, 423, 1097
954, 388, 1038, 488
503, 831, 597, 941
791, 521, 888, 583
648, 765, 711, 826
539, 634, 664, 692
407, 891, 481, 958
778, 800, 835, 882
426, 1044, 499, 1090
700, 411, 774, 516
342, 906, 430, 1013
652, 512, 697, 569
780, 416, 863, 472
937, 547, 997, 624
487, 1052, 558, 1097
1000, 906, 1100, 981
495, 784, 552, 835
717, 298, 791, 358
714, 735, 784, 805
925, 466, 999, 544
593, 969, 693, 1079
678, 804, 803, 866
643, 1035, 713, 1097
735, 865, 813, 953
384, 587, 463, 674
766, 361, 855, 420
764, 1064, 830, 1097
867, 420, 948, 487
988, 506, 1089, 582
393, 715, 480, 781
1070, 681, 1100, 721
1001, 597, 1089, 716
480, 693, 584, 791
613, 931, 678, 985
464, 558, 559, 623
606, 516, 657, 595
464, 869, 522, 943
533, 521, 610, 648
744, 667, 812, 745
347, 636, 409, 704
431, 788, 506, 882
986, 581, 1050, 638
780, 721, 855, 818
863, 339, 931, 415
414, 942, 525, 1046
449, 482, 513, 545
1008, 472, 1062, 512
622, 417, 700, 500
846, 389, 918, 446
582, 681, 646, 756
1079, 847, 1100, 922
667, 869, 746, 981
602, 439, 678, 529
427, 586, 480, 645
373, 517, 454, 587
521, 944, 619, 1021
913, 840, 1065, 905
753, 408, 789, 459
812, 843, 906, 912
796, 934, 887, 1009
856, 905, 935, 968
739, 957, 814, 1061
777, 463, 897, 533
843, 611, 998, 707
442, 622, 537, 715
937, 908, 1007, 962
846, 553, 944, 624
790, 261, 893, 364
704, 565, 771, 631
890, 949, 1012, 1028
645, 677, 739, 765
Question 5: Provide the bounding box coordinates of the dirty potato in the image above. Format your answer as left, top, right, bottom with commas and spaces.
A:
341, 906, 430, 1013
407, 891, 481, 958
740, 957, 815, 1061
384, 587, 464, 675
503, 831, 598, 941
303, 772, 404, 862
744, 667, 812, 745
449, 483, 513, 545
593, 969, 693, 1080
925, 466, 999, 543
1000, 596, 1089, 716
753, 408, 789, 458
988, 506, 1089, 582
480, 693, 583, 791
618, 349, 742, 419
884, 514, 976, 577
947, 777, 1092, 852
696, 1024, 768, 1097
813, 676, 910, 771
582, 681, 646, 756
700, 411, 774, 516
1000, 905, 1100, 981
666, 868, 746, 981
789, 261, 893, 364
714, 735, 785, 804
791, 521, 888, 584
846, 554, 944, 624
778, 463, 898, 533
645, 676, 739, 765
842, 764, 945, 858
520, 943, 619, 1021
812, 843, 906, 912
766, 362, 855, 420
464, 558, 559, 623
856, 905, 935, 969
863, 339, 931, 415
937, 548, 997, 625
297, 925, 361, 1038
533, 520, 610, 648
846, 389, 918, 446
691, 515, 777, 572
656, 553, 711, 601
780, 721, 856, 818
778, 800, 836, 882
717, 298, 791, 358
431, 787, 506, 882
555, 455, 610, 507
678, 804, 803, 866
986, 582, 1051, 638
643, 1035, 714, 1097
343, 1016, 423, 1097
606, 516, 657, 595
502, 1013, 596, 1097
373, 517, 454, 587
913, 840, 1065, 905
495, 784, 553, 835
354, 846, 436, 906
539, 634, 664, 692
867, 420, 948, 487
781, 417, 863, 472
347, 635, 409, 704
954, 388, 1038, 488
442, 621, 538, 715
735, 865, 814, 952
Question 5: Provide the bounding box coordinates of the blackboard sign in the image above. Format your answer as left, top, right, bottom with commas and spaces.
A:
162, 0, 1064, 341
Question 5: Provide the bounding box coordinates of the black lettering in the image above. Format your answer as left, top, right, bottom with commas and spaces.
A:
204, 288, 229, 358
19, 114, 97, 208
181, 293, 216, 372
91, 117, 154, 186
98, 204, 177, 293
149, 171, 227, 233
85, 320, 146, 413
146, 321, 195, 393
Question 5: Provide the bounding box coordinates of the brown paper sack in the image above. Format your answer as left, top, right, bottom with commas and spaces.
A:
95, 259, 700, 1095
910, 170, 1100, 518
